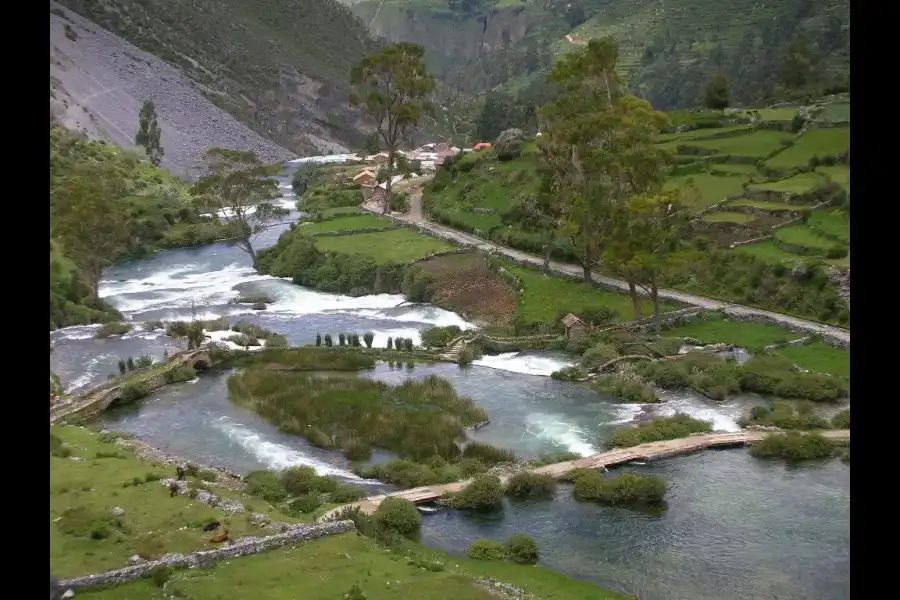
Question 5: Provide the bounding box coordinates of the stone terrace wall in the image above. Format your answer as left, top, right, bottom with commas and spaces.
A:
58, 520, 355, 592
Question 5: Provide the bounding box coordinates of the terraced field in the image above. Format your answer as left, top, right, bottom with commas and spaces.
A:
765, 126, 850, 170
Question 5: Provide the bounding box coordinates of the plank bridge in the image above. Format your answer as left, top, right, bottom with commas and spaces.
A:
319, 429, 851, 521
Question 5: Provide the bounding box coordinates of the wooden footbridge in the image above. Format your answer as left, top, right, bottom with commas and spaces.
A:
319, 429, 850, 521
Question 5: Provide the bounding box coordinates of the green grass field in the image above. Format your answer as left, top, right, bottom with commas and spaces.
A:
755, 107, 799, 122
749, 172, 829, 195
700, 211, 755, 224
680, 130, 794, 158
765, 127, 850, 170
817, 165, 850, 194
817, 103, 850, 123
313, 228, 455, 263
775, 342, 850, 380
710, 163, 761, 176
661, 314, 799, 351
50, 426, 304, 579
807, 209, 850, 244
732, 240, 804, 265
665, 173, 749, 209
656, 124, 751, 142
80, 532, 628, 600
318, 206, 367, 218
299, 214, 392, 234
504, 263, 676, 325
726, 199, 813, 213
773, 225, 837, 253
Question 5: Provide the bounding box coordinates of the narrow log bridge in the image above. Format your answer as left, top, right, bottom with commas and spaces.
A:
438, 332, 564, 363
319, 429, 850, 521
49, 349, 214, 424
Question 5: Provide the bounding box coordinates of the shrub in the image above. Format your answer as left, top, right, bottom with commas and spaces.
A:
831, 408, 850, 429
95, 322, 132, 338
57, 506, 116, 539
559, 467, 596, 483
574, 472, 668, 506
144, 320, 164, 331
330, 485, 366, 504
343, 440, 372, 461
339, 333, 346, 346
386, 337, 393, 349
356, 459, 460, 488
121, 381, 150, 402
126, 356, 135, 371
462, 442, 516, 465
324, 334, 333, 347
134, 355, 154, 369
118, 359, 127, 375
363, 332, 374, 348
280, 466, 318, 495
165, 365, 197, 384
50, 434, 72, 458
266, 333, 289, 348
404, 338, 414, 351
446, 474, 504, 510
466, 539, 507, 561
506, 533, 539, 564
315, 333, 322, 346
580, 343, 619, 370
741, 400, 828, 430
137, 534, 165, 560
532, 451, 581, 467
594, 371, 659, 403
741, 355, 848, 401
166, 321, 190, 338
196, 469, 218, 482
505, 472, 557, 499
227, 333, 260, 347
244, 470, 288, 503
289, 493, 323, 514
202, 317, 231, 331
421, 325, 463, 348
373, 497, 421, 536
749, 431, 836, 461
608, 414, 713, 448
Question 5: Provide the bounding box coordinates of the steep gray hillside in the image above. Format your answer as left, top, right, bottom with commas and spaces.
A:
49, 5, 299, 178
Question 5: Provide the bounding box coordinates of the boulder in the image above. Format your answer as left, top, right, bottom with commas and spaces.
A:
493, 128, 526, 161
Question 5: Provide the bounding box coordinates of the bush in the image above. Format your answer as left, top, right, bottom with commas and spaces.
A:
373, 497, 421, 536
343, 440, 372, 461
741, 354, 848, 401
50, 434, 72, 458
121, 381, 150, 402
831, 408, 850, 429
151, 567, 171, 588
166, 321, 190, 338
594, 371, 659, 403
466, 539, 507, 561
280, 466, 319, 495
363, 332, 374, 348
56, 506, 117, 539
741, 400, 828, 430
462, 442, 516, 465
137, 534, 165, 560
95, 322, 132, 338
506, 533, 539, 564
330, 485, 366, 504
607, 414, 713, 448
421, 325, 463, 349
324, 334, 333, 347
749, 431, 836, 461
574, 472, 668, 506
266, 334, 289, 348
164, 365, 197, 384
315, 333, 322, 346
244, 470, 288, 503
580, 343, 619, 370
504, 472, 556, 499
356, 459, 461, 489
289, 493, 323, 514
446, 474, 504, 510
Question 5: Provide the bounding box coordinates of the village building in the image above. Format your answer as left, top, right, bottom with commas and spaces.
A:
352, 169, 376, 187
561, 313, 587, 342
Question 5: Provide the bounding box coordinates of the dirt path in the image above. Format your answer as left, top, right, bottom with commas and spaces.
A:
319, 429, 851, 521
361, 201, 850, 344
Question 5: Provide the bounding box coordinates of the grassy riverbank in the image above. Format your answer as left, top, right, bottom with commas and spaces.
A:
52, 426, 630, 600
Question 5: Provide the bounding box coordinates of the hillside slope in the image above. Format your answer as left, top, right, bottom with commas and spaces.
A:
50, 5, 294, 177
55, 0, 381, 158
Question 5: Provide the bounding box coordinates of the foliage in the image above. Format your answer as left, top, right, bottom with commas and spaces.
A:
740, 354, 848, 401
580, 343, 620, 370
741, 400, 828, 430
506, 533, 540, 565
192, 148, 288, 268
373, 497, 422, 537
355, 458, 473, 489
749, 431, 836, 462
228, 370, 487, 460
445, 474, 504, 510
573, 471, 668, 507
461, 442, 516, 465
350, 43, 434, 213
504, 472, 557, 500
421, 325, 463, 348
292, 164, 321, 197
467, 539, 508, 561
607, 414, 713, 448
703, 75, 731, 110
244, 470, 289, 504
95, 322, 132, 338
135, 100, 164, 166
594, 370, 660, 403
831, 408, 850, 429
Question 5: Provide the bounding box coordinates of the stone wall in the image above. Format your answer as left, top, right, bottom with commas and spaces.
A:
57, 520, 355, 592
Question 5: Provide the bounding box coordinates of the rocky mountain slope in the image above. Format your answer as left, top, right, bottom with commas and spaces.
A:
50, 5, 295, 177
53, 0, 381, 161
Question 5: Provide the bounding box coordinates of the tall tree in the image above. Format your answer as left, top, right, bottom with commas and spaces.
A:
604, 193, 692, 336
703, 74, 731, 111
135, 100, 164, 166
192, 149, 287, 269
350, 44, 435, 214
51, 163, 130, 300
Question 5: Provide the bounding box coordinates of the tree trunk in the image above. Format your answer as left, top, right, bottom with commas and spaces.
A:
582, 261, 593, 286
628, 280, 643, 319
651, 283, 662, 338
241, 239, 259, 270
90, 260, 102, 303
383, 148, 395, 215
542, 232, 554, 273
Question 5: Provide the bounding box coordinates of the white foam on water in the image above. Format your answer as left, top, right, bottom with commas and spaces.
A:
212, 418, 371, 481
205, 330, 268, 352
473, 352, 575, 378
264, 283, 407, 316
64, 353, 115, 393
606, 403, 645, 426
371, 328, 423, 348
53, 324, 101, 341
524, 413, 597, 456
655, 390, 742, 433
353, 305, 475, 329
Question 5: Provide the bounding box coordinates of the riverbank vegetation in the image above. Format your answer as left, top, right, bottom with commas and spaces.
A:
607, 414, 713, 448
50, 127, 229, 330
571, 470, 668, 508
227, 369, 488, 461
749, 431, 838, 462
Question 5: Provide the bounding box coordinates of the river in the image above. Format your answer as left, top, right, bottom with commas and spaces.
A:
49, 175, 850, 600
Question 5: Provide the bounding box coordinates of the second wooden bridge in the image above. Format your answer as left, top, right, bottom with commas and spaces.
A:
319, 429, 851, 521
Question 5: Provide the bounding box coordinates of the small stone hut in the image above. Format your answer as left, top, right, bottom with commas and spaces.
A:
561, 313, 587, 341
352, 170, 376, 187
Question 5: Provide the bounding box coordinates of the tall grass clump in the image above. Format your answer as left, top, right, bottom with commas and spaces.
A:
461, 442, 516, 465
607, 414, 713, 448
739, 400, 828, 430
444, 474, 504, 510
504, 472, 556, 500
466, 539, 507, 561
228, 371, 487, 460
749, 431, 836, 462
573, 471, 668, 507
95, 322, 132, 338
234, 347, 375, 371
831, 408, 850, 429
373, 497, 421, 537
